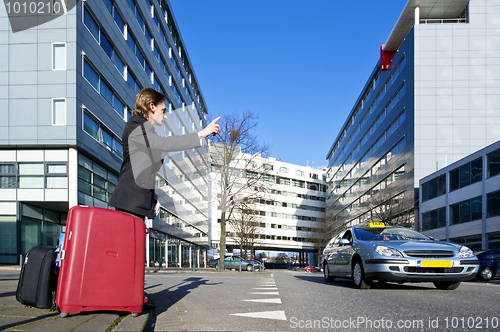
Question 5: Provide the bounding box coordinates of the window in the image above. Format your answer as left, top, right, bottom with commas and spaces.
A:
77, 162, 117, 204
422, 207, 446, 231
450, 157, 482, 191
127, 71, 141, 94
83, 112, 99, 140
100, 81, 113, 105
83, 57, 126, 119
471, 196, 482, 221
263, 164, 273, 171
113, 8, 125, 34
488, 149, 500, 177
0, 163, 15, 188
295, 170, 304, 177
83, 6, 125, 78
52, 43, 66, 70
460, 163, 471, 188
487, 190, 500, 218
261, 174, 274, 183
83, 60, 99, 91
83, 111, 123, 159
279, 177, 290, 186
422, 174, 446, 202
83, 6, 99, 41
98, 33, 125, 77
450, 196, 482, 225
471, 158, 482, 183
450, 169, 459, 191
246, 171, 258, 179
18, 163, 44, 189
52, 99, 66, 125
114, 98, 125, 119
307, 183, 318, 191
459, 200, 471, 223
102, 0, 125, 35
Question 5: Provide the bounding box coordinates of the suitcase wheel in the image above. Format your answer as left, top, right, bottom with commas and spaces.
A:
60, 312, 69, 318
132, 313, 139, 318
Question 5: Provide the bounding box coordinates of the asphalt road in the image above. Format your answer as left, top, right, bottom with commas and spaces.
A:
145, 269, 500, 332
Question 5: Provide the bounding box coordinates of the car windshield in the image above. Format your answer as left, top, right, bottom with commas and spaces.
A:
354, 227, 431, 241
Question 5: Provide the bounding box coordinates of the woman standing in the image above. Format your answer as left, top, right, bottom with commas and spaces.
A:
110, 88, 220, 220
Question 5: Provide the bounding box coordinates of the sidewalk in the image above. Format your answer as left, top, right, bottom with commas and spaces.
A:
0, 266, 152, 332
0, 265, 265, 332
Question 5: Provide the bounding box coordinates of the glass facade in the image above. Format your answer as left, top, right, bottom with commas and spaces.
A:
20, 204, 66, 259
326, 50, 414, 231
326, 0, 500, 235
0, 0, 212, 265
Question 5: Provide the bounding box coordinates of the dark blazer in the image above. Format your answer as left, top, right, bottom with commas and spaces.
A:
110, 115, 202, 218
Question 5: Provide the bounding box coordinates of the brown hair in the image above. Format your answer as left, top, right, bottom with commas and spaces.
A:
131, 88, 165, 118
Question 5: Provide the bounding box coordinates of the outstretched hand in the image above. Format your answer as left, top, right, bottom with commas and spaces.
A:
198, 117, 221, 138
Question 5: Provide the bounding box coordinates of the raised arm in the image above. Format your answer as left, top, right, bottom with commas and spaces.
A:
198, 117, 221, 138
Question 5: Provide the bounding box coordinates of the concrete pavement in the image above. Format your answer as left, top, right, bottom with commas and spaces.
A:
0, 265, 153, 332
0, 265, 264, 331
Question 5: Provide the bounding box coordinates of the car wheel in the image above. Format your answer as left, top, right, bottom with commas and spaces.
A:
433, 281, 461, 290
246, 264, 253, 272
323, 263, 335, 282
477, 267, 494, 281
352, 260, 371, 289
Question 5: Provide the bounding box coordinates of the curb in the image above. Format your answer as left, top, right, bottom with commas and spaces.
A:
113, 306, 154, 332
145, 267, 268, 274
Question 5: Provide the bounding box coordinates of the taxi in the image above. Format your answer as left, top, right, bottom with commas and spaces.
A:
322, 222, 479, 290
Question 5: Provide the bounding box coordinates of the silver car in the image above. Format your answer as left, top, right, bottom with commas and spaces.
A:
322, 223, 479, 290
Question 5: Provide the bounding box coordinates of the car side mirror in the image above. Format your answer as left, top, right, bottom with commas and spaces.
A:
339, 238, 351, 246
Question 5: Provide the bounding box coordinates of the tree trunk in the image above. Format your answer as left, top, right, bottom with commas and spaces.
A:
219, 211, 226, 270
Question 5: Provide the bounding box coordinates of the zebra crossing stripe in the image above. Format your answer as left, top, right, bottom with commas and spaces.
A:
230, 310, 287, 321
243, 298, 282, 304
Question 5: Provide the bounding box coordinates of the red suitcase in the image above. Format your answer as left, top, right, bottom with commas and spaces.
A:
56, 206, 147, 317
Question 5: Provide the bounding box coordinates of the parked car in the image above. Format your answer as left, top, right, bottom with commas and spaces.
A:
248, 260, 264, 270
322, 222, 480, 290
208, 256, 259, 271
476, 249, 500, 281
304, 266, 314, 272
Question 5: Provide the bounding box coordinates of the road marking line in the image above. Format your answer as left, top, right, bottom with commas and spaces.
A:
230, 310, 287, 321
248, 292, 280, 295
243, 298, 282, 304
252, 287, 278, 290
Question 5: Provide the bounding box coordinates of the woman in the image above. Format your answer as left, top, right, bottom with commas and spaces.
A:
110, 88, 220, 220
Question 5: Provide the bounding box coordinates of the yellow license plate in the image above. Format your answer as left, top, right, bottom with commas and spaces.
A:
417, 260, 452, 268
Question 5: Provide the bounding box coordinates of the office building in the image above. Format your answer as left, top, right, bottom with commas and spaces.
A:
209, 146, 327, 263
420, 140, 500, 251
0, 0, 212, 267
325, 0, 500, 231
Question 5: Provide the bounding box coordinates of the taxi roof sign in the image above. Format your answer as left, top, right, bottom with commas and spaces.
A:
369, 222, 386, 228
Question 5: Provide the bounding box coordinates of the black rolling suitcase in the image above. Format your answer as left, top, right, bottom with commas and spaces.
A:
16, 245, 58, 309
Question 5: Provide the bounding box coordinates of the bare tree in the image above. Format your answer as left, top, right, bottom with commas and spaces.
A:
227, 202, 264, 259
310, 224, 331, 267
209, 110, 270, 270
368, 186, 415, 228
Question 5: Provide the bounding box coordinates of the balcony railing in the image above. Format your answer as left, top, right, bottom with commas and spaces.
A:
420, 18, 467, 24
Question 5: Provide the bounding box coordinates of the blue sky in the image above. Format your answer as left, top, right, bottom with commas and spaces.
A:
169, 0, 408, 168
